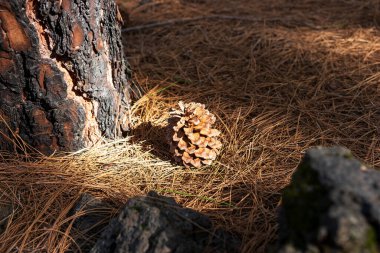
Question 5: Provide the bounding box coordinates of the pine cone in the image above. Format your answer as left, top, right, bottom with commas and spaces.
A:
167, 101, 222, 168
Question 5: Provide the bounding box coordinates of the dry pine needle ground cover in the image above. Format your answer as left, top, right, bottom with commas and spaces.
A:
1, 0, 380, 252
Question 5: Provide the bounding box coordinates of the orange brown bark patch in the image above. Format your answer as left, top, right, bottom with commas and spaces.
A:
88, 31, 93, 43
62, 122, 74, 145
61, 0, 71, 12
31, 108, 53, 136
96, 38, 104, 52
38, 64, 53, 92
0, 51, 10, 58
0, 9, 31, 51
0, 52, 14, 73
0, 58, 13, 73
72, 23, 84, 50
29, 107, 58, 152
50, 136, 59, 151
89, 0, 96, 27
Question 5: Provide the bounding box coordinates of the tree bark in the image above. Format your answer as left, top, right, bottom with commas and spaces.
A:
0, 0, 140, 154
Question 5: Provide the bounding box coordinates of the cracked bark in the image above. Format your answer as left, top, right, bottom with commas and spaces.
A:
0, 0, 141, 154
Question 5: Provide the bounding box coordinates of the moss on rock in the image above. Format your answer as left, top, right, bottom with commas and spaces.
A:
276, 147, 380, 253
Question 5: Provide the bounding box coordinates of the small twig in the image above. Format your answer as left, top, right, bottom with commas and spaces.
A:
122, 15, 282, 33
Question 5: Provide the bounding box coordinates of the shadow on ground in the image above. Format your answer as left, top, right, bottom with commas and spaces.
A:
129, 122, 173, 163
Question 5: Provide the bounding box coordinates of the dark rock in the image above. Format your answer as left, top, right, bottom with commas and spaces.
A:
90, 191, 240, 253
69, 194, 114, 252
276, 146, 380, 253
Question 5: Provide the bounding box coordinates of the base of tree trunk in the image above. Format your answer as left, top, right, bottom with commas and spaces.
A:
0, 0, 141, 154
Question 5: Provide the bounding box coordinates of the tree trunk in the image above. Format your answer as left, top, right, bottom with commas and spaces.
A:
0, 0, 140, 154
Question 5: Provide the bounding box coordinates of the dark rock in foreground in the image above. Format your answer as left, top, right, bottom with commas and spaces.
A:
277, 146, 380, 253
69, 194, 114, 252
90, 191, 240, 253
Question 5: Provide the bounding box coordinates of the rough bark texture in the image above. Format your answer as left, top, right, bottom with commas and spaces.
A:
0, 0, 138, 154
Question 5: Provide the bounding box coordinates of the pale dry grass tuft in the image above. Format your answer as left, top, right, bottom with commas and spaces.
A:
1, 0, 380, 252
0, 137, 182, 252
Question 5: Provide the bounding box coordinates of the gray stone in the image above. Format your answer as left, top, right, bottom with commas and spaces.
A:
90, 191, 240, 253
276, 146, 380, 253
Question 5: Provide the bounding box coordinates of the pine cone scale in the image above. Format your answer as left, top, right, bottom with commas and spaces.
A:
167, 101, 222, 168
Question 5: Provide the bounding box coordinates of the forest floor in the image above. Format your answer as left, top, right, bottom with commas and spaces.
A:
1, 0, 380, 252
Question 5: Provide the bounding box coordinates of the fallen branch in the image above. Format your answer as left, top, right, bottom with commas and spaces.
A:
122, 15, 282, 33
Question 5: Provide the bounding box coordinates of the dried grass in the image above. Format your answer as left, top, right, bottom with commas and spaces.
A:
1, 0, 380, 252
